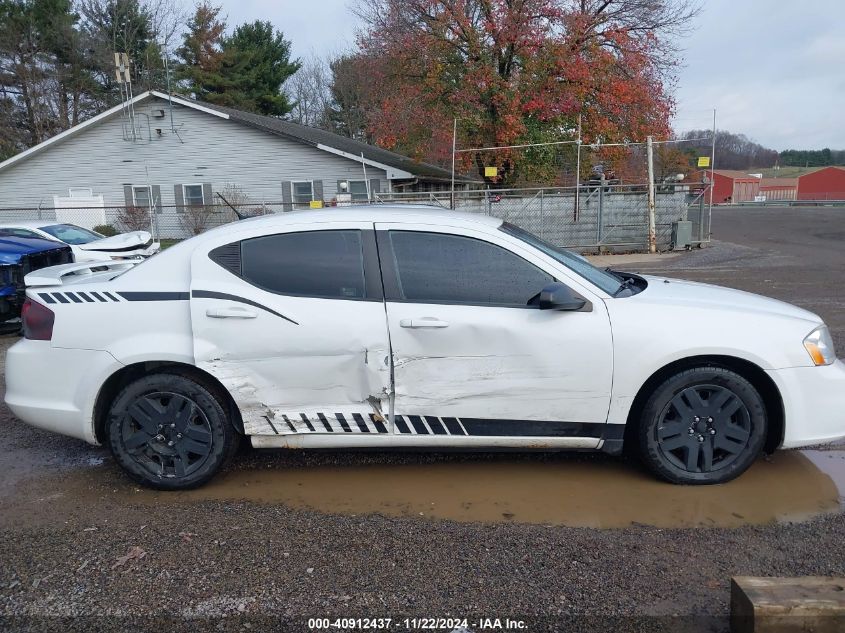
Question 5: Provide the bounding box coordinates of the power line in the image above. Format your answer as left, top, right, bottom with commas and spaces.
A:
455, 135, 712, 153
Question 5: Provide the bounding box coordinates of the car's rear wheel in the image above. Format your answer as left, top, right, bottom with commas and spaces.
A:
637, 366, 767, 484
107, 373, 239, 490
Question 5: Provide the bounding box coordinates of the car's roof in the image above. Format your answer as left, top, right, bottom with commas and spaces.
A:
257, 205, 502, 226
203, 205, 503, 239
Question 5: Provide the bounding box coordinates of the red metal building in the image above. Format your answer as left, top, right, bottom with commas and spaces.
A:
759, 177, 798, 201
797, 166, 845, 201
699, 170, 761, 204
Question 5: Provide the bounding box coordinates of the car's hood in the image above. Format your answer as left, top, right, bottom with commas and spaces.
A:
78, 231, 153, 252
636, 274, 821, 324
0, 236, 67, 264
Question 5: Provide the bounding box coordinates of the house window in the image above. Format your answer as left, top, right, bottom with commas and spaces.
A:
183, 184, 205, 207
292, 181, 314, 207
133, 186, 152, 207
348, 180, 369, 202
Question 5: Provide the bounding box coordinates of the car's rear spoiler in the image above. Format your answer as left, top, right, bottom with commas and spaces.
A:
24, 261, 139, 287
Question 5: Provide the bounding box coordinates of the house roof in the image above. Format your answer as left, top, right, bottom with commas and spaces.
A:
0, 90, 479, 183
194, 98, 477, 183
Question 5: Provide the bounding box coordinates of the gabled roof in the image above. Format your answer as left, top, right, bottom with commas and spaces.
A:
797, 165, 845, 179
0, 90, 479, 183
194, 97, 476, 183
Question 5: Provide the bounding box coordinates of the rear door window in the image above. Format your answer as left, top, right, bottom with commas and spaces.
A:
240, 230, 367, 299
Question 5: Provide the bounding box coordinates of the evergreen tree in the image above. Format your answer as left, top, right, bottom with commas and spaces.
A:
176, 13, 300, 117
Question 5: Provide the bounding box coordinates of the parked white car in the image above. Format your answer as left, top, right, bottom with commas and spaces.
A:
5, 208, 843, 489
0, 221, 159, 262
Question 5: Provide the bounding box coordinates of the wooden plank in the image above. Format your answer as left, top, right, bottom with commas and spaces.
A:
731, 576, 845, 633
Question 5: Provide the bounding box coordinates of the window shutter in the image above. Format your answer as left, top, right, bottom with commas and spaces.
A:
203, 183, 213, 207
281, 180, 292, 212
174, 184, 184, 213
369, 178, 381, 200
124, 185, 133, 208
151, 185, 162, 214
313, 180, 323, 202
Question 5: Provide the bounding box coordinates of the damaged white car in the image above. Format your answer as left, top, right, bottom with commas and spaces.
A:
5, 208, 844, 489
0, 221, 159, 262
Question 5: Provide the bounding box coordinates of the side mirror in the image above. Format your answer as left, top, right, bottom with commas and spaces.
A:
538, 282, 588, 311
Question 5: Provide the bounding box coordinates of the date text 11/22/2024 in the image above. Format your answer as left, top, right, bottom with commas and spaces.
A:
307, 617, 528, 630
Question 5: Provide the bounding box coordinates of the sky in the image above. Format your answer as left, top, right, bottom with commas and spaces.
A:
225, 0, 844, 151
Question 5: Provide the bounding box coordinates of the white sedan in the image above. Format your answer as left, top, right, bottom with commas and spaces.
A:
0, 221, 159, 262
5, 208, 843, 489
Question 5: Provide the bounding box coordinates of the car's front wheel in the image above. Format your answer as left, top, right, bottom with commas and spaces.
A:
637, 366, 767, 484
107, 372, 239, 490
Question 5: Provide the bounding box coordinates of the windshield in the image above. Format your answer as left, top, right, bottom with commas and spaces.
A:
500, 222, 624, 296
41, 224, 104, 245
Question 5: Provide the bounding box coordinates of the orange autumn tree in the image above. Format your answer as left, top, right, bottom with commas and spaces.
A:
351, 0, 698, 185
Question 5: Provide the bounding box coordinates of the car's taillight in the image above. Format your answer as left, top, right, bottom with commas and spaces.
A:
22, 298, 54, 340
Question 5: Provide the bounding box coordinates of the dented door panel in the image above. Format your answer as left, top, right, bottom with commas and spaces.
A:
375, 221, 614, 427
386, 302, 613, 423
189, 222, 392, 435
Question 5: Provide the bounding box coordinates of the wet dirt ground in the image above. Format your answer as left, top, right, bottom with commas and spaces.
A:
1, 206, 845, 632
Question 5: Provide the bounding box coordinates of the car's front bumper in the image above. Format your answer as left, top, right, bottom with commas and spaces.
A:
768, 359, 845, 448
4, 340, 123, 444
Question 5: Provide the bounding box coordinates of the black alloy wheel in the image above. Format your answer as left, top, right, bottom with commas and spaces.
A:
108, 373, 239, 489
638, 366, 767, 484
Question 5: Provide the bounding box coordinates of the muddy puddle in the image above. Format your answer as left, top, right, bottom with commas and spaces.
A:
141, 449, 845, 529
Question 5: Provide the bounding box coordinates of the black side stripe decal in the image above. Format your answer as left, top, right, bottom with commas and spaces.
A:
370, 414, 388, 434
265, 415, 280, 434
335, 413, 352, 433
352, 413, 371, 433
442, 417, 466, 436
408, 415, 429, 435
458, 419, 604, 438
281, 415, 296, 433
65, 292, 82, 303
38, 293, 56, 304
299, 413, 316, 433
118, 292, 189, 301
425, 416, 447, 435
77, 292, 94, 303
395, 416, 410, 434
316, 412, 333, 432
192, 290, 298, 325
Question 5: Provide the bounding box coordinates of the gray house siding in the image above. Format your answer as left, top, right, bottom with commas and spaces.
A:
0, 95, 387, 236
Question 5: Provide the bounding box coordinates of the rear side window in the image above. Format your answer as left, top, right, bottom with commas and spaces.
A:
388, 231, 553, 307
240, 230, 366, 299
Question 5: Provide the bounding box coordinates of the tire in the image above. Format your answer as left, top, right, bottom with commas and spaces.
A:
637, 366, 766, 485
107, 372, 240, 490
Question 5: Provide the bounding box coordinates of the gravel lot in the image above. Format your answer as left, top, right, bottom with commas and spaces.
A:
1, 206, 844, 633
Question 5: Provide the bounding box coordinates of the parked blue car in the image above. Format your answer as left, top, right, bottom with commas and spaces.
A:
0, 235, 73, 324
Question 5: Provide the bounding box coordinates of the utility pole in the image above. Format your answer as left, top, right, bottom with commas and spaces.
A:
450, 118, 457, 210
574, 113, 582, 221
646, 135, 656, 254
708, 108, 716, 242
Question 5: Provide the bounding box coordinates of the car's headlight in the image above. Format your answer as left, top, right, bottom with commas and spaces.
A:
804, 325, 836, 366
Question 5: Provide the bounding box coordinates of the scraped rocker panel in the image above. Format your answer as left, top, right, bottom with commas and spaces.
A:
244, 410, 389, 436
245, 413, 610, 439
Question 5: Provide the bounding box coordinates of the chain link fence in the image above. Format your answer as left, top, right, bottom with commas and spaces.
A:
0, 182, 711, 252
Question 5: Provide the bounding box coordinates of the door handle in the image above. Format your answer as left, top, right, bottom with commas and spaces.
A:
399, 317, 449, 329
206, 307, 258, 319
